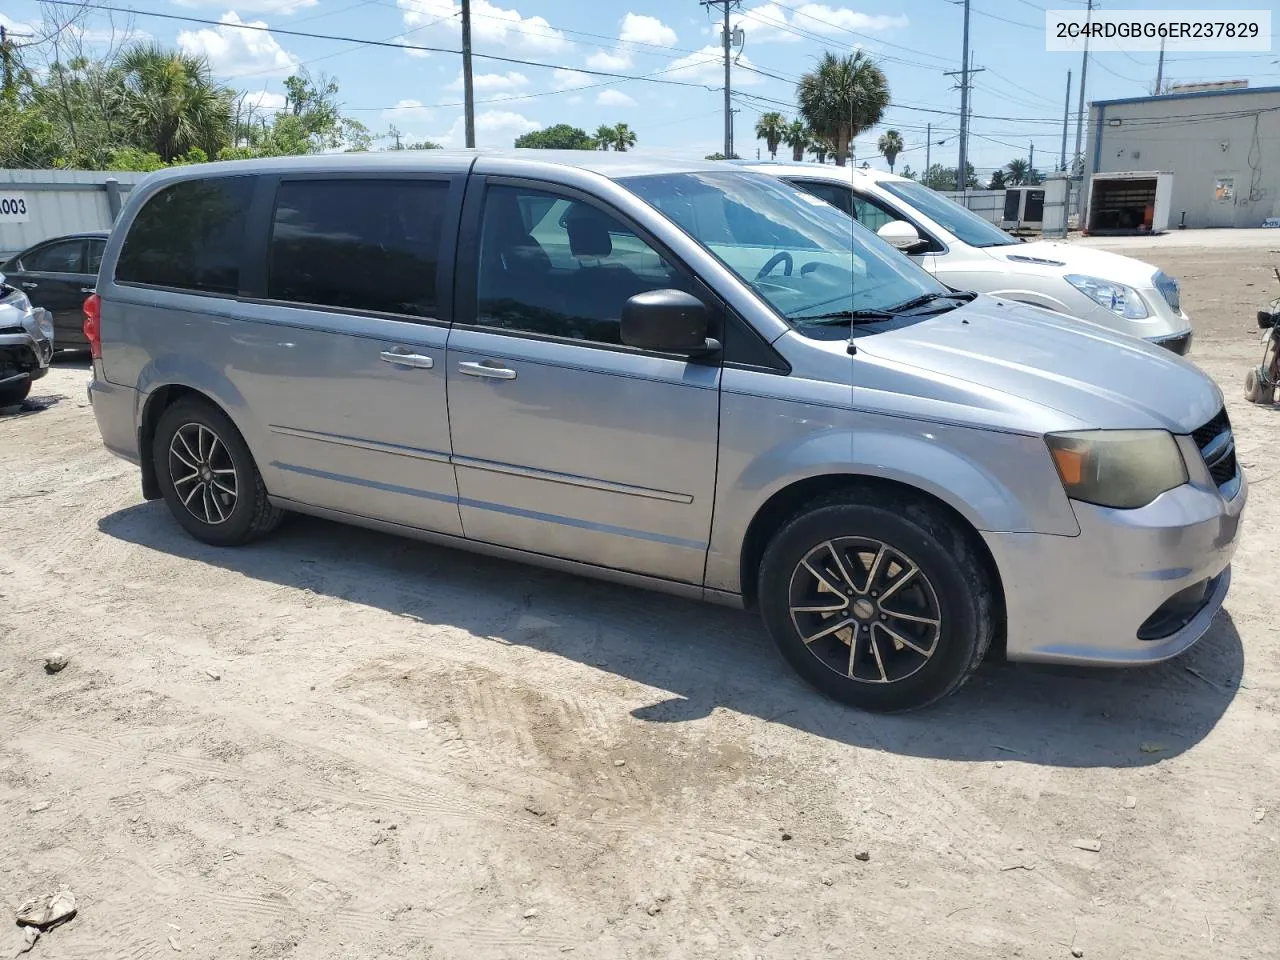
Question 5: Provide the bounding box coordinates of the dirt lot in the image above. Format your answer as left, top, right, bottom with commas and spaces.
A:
2, 236, 1278, 960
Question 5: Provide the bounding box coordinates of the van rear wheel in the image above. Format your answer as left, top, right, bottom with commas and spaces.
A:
757, 493, 994, 712
153, 398, 282, 546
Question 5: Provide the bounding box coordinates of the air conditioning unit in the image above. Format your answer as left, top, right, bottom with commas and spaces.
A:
1001, 186, 1046, 231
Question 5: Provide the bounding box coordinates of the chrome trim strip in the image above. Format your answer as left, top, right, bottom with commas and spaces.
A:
452, 454, 694, 504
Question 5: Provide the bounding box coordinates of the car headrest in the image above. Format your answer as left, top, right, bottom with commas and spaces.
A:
566, 211, 612, 258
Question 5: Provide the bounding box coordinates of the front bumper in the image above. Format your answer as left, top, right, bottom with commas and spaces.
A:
984, 474, 1246, 665
0, 328, 53, 386
1150, 328, 1192, 355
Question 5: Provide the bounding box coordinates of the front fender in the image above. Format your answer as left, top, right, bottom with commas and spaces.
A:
704, 391, 1079, 595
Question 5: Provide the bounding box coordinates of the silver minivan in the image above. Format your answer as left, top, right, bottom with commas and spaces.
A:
85, 151, 1245, 711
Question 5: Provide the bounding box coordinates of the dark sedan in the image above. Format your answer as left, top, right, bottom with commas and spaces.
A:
0, 232, 108, 349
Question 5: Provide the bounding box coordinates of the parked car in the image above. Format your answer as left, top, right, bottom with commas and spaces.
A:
0, 232, 108, 350
85, 152, 1244, 711
738, 162, 1194, 354
0, 274, 54, 406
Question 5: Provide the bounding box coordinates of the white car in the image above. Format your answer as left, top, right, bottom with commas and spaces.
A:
740, 162, 1193, 354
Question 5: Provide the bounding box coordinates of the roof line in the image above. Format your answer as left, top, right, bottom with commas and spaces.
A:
1093, 85, 1280, 107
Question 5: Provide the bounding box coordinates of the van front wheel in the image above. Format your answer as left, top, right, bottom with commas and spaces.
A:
757, 494, 994, 712
153, 398, 282, 546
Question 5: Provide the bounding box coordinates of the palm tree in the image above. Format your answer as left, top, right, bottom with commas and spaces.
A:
115, 43, 234, 162
988, 169, 1008, 190
781, 119, 809, 161
754, 111, 786, 160
594, 124, 615, 150
810, 136, 832, 164
796, 50, 889, 167
610, 122, 636, 152
1006, 157, 1030, 185
877, 129, 904, 173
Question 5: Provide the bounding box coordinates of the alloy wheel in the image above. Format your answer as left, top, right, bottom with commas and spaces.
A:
168, 422, 238, 525
788, 537, 942, 684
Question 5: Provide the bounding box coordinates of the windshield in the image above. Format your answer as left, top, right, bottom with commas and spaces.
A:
618, 171, 948, 326
878, 179, 1018, 248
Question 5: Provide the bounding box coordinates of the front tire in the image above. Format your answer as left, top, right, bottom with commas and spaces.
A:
152, 398, 282, 546
0, 378, 32, 408
757, 492, 994, 712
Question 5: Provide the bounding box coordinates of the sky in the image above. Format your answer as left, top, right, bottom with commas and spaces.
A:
3, 0, 1278, 174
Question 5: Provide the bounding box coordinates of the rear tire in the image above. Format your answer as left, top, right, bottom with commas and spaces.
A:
757, 491, 994, 712
0, 379, 32, 408
152, 398, 282, 546
1245, 366, 1265, 404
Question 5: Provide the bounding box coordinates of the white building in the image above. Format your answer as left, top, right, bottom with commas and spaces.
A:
1085, 84, 1280, 229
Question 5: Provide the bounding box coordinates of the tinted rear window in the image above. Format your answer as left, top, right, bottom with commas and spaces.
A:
267, 179, 450, 319
116, 177, 253, 294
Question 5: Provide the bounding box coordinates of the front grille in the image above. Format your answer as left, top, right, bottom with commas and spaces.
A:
1193, 407, 1239, 496
1154, 271, 1181, 313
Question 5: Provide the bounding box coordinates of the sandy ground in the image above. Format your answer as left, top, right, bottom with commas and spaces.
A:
2, 235, 1279, 960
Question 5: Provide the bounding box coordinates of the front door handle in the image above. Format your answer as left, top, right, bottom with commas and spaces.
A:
20, 281, 37, 289
80, 287, 95, 294
379, 348, 434, 369
458, 360, 517, 380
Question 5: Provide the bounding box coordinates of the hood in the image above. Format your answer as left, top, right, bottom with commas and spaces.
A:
854, 296, 1220, 433
992, 240, 1161, 288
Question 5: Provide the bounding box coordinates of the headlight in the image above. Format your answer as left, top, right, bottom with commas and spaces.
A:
1046, 430, 1187, 509
1064, 274, 1150, 320
35, 308, 54, 340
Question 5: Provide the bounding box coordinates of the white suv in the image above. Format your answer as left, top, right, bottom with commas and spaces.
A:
741, 162, 1193, 354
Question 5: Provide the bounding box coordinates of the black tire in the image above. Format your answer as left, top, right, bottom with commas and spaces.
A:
152, 397, 282, 546
757, 491, 994, 712
0, 378, 32, 407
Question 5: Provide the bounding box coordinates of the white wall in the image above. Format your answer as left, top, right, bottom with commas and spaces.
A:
0, 170, 149, 258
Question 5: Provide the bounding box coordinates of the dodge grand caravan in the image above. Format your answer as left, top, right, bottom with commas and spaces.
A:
85, 152, 1245, 711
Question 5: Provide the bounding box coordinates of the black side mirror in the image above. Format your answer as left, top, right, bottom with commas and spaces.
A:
621, 289, 719, 355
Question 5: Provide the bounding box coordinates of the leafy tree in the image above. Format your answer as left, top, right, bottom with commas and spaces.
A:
796, 50, 889, 167
514, 123, 595, 149
115, 44, 234, 162
704, 152, 741, 160
754, 111, 786, 160
877, 128, 904, 173
1005, 157, 1030, 186
594, 123, 615, 150
899, 164, 916, 180
922, 162, 978, 191
610, 122, 636, 152
810, 136, 833, 164
781, 119, 809, 162
987, 169, 1008, 190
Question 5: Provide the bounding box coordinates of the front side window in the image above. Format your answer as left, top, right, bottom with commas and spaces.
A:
879, 179, 1018, 248
116, 177, 254, 294
268, 179, 449, 318
475, 184, 696, 345
23, 240, 84, 274
621, 171, 947, 327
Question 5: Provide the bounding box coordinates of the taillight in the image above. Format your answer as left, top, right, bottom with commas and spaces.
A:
83, 293, 101, 359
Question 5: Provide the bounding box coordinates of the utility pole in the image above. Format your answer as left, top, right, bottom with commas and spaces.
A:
943, 2, 983, 196
1029, 142, 1035, 177
461, 0, 475, 148
702, 0, 741, 159
1072, 0, 1093, 176
1154, 38, 1165, 95
1059, 69, 1071, 171
925, 122, 932, 175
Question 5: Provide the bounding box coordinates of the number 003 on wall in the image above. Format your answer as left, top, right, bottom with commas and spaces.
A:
0, 194, 31, 223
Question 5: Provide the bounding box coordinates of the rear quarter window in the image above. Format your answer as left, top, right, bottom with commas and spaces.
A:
115, 176, 255, 294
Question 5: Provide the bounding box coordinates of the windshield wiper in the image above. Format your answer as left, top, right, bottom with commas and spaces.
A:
790, 308, 897, 325
883, 291, 974, 314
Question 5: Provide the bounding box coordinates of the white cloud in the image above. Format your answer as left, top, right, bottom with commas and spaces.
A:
596, 89, 636, 108
397, 0, 568, 54
240, 89, 287, 113
619, 13, 677, 47
445, 70, 529, 93
0, 12, 40, 36
431, 109, 540, 147
566, 94, 584, 105
664, 45, 760, 86
383, 98, 435, 129
732, 3, 907, 43
174, 0, 317, 13
177, 12, 299, 78
552, 68, 593, 91
585, 49, 631, 71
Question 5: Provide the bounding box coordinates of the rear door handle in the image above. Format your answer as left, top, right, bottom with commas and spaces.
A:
458, 360, 517, 380
379, 348, 434, 369
80, 287, 95, 294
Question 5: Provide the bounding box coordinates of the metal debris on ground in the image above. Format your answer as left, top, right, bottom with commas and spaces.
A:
1072, 839, 1103, 852
15, 889, 77, 931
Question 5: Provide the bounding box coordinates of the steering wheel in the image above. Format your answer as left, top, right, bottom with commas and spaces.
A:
756, 251, 793, 279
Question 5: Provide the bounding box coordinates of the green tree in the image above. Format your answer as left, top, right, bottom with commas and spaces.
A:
115, 43, 234, 162
610, 122, 636, 152
899, 164, 917, 180
594, 123, 615, 150
754, 111, 786, 160
877, 128, 904, 173
810, 136, 832, 164
781, 119, 809, 162
987, 168, 1008, 190
1005, 157, 1030, 186
514, 123, 595, 149
922, 162, 978, 191
796, 50, 889, 167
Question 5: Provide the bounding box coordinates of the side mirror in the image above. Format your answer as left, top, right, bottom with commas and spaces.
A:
621, 289, 718, 355
877, 220, 926, 252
